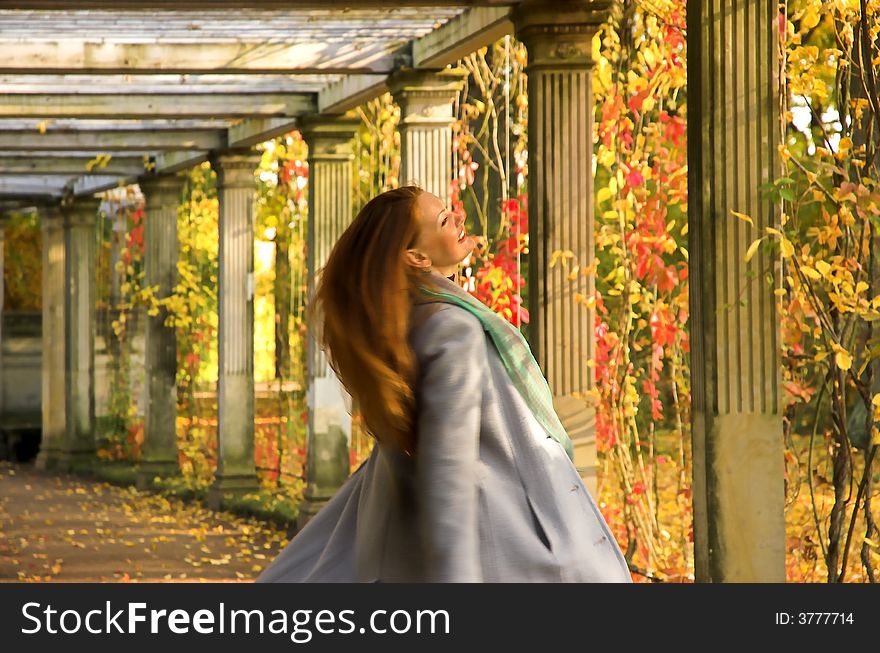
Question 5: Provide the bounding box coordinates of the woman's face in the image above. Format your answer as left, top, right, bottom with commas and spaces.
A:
407, 191, 474, 276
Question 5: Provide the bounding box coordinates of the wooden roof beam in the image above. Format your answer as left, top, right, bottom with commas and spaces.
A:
0, 93, 316, 119
412, 6, 513, 68
0, 1, 516, 8
0, 41, 401, 74
0, 176, 70, 197
317, 73, 389, 114
0, 156, 147, 176
0, 129, 224, 151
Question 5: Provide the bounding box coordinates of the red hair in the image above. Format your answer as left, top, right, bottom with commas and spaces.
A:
311, 186, 440, 455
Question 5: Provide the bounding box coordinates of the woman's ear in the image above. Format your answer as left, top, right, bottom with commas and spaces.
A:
404, 248, 432, 270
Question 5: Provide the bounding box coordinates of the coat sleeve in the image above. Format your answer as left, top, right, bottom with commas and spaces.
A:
412, 306, 486, 582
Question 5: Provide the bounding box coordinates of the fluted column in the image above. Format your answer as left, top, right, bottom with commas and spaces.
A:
688, 0, 784, 582
208, 150, 261, 508
297, 116, 359, 528
388, 68, 467, 206
0, 212, 7, 455
513, 0, 609, 497
59, 195, 100, 467
137, 174, 185, 488
36, 204, 66, 470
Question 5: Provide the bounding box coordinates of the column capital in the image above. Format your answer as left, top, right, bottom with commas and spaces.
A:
512, 0, 613, 69
388, 67, 468, 126
300, 115, 360, 160
210, 149, 261, 189
139, 172, 186, 208
62, 195, 101, 228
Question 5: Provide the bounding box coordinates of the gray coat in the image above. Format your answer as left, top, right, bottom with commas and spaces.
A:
257, 299, 633, 583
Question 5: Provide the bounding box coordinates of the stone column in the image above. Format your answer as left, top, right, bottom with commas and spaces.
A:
297, 116, 359, 528
513, 0, 609, 497
687, 0, 784, 582
0, 212, 7, 451
136, 174, 184, 488
208, 150, 261, 508
59, 195, 100, 467
388, 68, 468, 206
36, 204, 66, 470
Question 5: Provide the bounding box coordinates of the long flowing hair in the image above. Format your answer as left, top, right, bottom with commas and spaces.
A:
312, 185, 438, 455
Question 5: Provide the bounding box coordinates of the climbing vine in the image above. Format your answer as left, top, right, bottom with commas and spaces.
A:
452, 38, 530, 329
770, 0, 880, 582
1, 212, 41, 312
591, 0, 691, 581
253, 134, 309, 493
100, 194, 148, 462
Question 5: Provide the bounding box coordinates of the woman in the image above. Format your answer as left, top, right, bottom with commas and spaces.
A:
258, 186, 632, 583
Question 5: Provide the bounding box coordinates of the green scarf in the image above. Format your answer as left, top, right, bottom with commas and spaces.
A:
417, 270, 575, 462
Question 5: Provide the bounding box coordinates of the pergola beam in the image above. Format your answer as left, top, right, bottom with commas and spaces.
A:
0, 177, 69, 197
0, 130, 224, 151
0, 74, 341, 95
0, 150, 153, 157
0, 157, 146, 176
226, 118, 299, 149
0, 118, 234, 131
0, 1, 514, 7
153, 150, 210, 174
318, 74, 388, 114
0, 94, 316, 119
72, 176, 131, 196
413, 6, 512, 67
0, 42, 402, 75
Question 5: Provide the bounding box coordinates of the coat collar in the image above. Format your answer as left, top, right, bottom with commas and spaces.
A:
412, 268, 459, 305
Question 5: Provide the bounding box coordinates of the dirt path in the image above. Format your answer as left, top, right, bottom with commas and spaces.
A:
0, 462, 289, 582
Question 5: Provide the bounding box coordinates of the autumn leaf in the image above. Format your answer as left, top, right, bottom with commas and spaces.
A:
801, 6, 821, 30
745, 237, 763, 262
780, 238, 794, 258
597, 186, 614, 203
731, 210, 754, 226
801, 266, 821, 280
834, 348, 852, 371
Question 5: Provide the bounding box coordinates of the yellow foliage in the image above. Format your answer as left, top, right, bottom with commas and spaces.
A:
780, 238, 795, 258
834, 347, 852, 371
745, 237, 763, 262
731, 210, 754, 226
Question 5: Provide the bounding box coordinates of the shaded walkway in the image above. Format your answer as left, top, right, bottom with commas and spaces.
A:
0, 462, 288, 582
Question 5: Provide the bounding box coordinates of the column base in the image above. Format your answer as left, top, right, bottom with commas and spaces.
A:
135, 459, 180, 490
56, 448, 96, 472
708, 412, 785, 582
206, 474, 259, 511
35, 447, 64, 471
